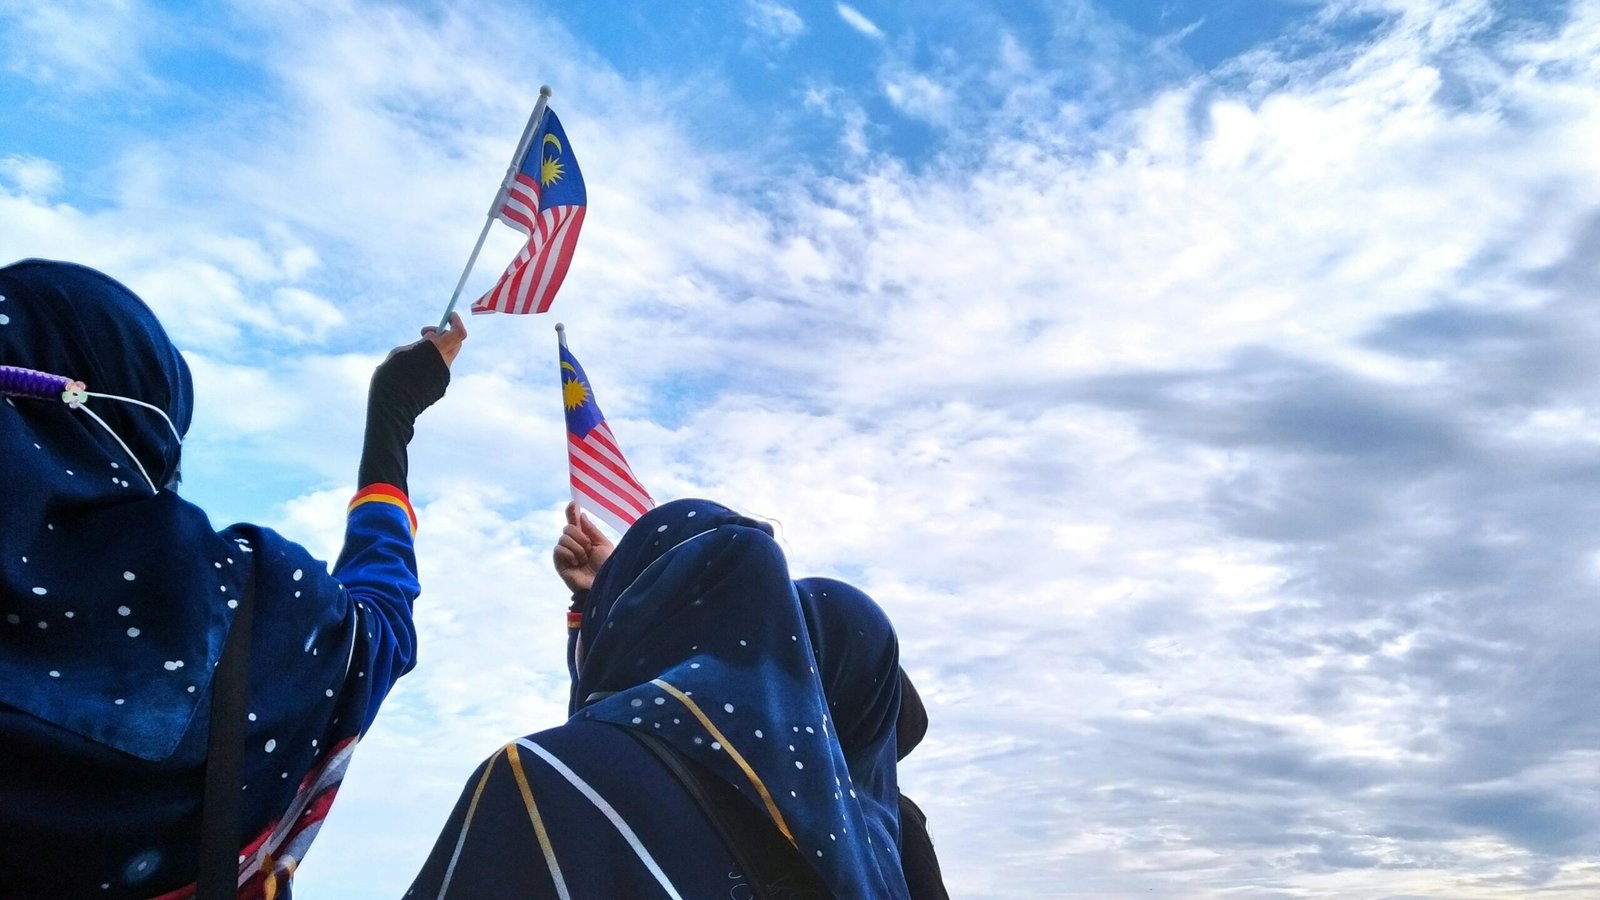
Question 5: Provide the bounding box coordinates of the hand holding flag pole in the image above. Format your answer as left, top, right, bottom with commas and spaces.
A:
437, 86, 554, 330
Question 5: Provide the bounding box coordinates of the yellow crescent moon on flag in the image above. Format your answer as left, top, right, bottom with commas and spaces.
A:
561, 361, 577, 373
543, 134, 563, 155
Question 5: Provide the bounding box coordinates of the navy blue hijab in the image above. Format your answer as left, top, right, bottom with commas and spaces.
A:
572, 499, 911, 898
796, 577, 905, 867
0, 260, 243, 759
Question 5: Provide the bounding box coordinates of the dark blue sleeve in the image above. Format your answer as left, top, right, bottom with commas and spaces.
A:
332, 486, 421, 734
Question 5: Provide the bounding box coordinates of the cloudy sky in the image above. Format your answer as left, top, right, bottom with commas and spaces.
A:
5, 0, 1599, 896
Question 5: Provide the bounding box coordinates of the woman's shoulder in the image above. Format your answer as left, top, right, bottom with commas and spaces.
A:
511, 716, 655, 773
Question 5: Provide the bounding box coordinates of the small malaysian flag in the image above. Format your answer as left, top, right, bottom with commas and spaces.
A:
473, 107, 587, 315
559, 337, 653, 533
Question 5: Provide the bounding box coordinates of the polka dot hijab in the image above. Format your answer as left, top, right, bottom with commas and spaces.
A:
0, 260, 247, 759
797, 577, 907, 879
573, 499, 911, 899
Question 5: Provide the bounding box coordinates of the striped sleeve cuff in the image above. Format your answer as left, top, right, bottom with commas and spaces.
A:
567, 590, 586, 630
348, 483, 418, 536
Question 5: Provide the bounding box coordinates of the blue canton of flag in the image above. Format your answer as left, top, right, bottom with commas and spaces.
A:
560, 342, 653, 533
474, 107, 587, 316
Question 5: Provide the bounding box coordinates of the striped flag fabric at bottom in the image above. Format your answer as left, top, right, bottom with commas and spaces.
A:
559, 341, 653, 534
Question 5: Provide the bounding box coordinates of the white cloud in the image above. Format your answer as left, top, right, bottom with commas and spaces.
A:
836, 3, 885, 40
882, 70, 952, 123
0, 0, 152, 90
266, 287, 346, 342
803, 86, 874, 156
744, 0, 806, 45
1320, 0, 1499, 47
0, 155, 62, 197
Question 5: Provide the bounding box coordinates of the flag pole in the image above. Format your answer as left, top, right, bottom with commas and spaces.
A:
438, 85, 554, 330
556, 321, 583, 520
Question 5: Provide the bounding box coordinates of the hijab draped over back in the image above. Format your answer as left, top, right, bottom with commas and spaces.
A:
573, 498, 910, 898
410, 498, 911, 898
795, 577, 906, 871
798, 579, 952, 899
0, 260, 240, 760
2, 259, 433, 897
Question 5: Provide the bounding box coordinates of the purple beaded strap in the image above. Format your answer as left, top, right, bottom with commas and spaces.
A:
0, 365, 87, 408
2, 364, 167, 492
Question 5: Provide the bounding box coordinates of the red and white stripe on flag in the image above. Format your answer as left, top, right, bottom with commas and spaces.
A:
472, 172, 586, 315
569, 421, 654, 535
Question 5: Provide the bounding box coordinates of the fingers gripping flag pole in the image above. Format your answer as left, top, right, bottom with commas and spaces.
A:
556, 323, 654, 534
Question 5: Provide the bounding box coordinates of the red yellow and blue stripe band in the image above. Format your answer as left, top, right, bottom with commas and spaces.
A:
347, 483, 418, 536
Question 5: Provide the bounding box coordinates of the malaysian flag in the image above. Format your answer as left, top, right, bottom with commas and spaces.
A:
473, 108, 587, 315
560, 339, 653, 533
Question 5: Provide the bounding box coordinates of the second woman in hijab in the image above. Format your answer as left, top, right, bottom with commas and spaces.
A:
406, 499, 910, 899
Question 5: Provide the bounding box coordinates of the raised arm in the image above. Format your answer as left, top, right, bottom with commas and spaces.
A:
332, 313, 466, 730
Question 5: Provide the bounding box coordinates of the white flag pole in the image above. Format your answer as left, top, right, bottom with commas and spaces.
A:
555, 321, 584, 520
437, 85, 554, 330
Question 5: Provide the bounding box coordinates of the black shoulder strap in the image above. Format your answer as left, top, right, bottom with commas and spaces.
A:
628, 730, 830, 900
196, 570, 256, 900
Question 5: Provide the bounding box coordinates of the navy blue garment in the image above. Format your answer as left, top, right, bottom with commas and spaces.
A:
797, 580, 951, 899
0, 260, 429, 898
410, 499, 910, 899
404, 719, 753, 900
0, 259, 215, 758
795, 578, 905, 876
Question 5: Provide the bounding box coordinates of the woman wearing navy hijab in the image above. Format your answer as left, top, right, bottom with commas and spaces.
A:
797, 579, 951, 899
407, 499, 910, 899
0, 259, 464, 897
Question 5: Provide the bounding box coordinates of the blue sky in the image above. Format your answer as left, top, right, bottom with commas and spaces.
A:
5, 0, 1600, 896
